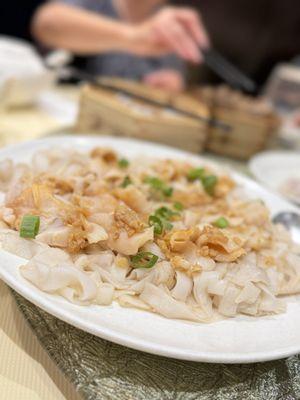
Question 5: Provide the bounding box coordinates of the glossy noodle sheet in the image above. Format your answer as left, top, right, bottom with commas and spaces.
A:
0, 146, 299, 323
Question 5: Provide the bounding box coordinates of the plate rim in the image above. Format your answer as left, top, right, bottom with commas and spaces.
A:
1, 134, 300, 364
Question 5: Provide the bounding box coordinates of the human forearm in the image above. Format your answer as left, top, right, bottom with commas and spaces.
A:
32, 2, 134, 54
32, 2, 208, 62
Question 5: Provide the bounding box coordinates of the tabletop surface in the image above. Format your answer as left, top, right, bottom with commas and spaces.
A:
11, 287, 300, 400
0, 86, 81, 400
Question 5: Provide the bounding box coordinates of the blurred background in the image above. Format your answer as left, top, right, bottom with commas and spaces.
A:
0, 0, 300, 159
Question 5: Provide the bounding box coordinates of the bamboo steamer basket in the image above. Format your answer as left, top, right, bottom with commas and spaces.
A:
98, 77, 173, 106
206, 109, 279, 159
193, 86, 281, 160
76, 81, 209, 153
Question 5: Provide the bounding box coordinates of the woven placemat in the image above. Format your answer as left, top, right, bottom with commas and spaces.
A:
10, 289, 300, 400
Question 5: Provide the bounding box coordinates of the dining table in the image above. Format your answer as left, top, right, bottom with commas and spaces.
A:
1, 84, 300, 400
0, 85, 82, 400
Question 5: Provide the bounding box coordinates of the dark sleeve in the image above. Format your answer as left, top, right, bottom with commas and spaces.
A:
58, 0, 110, 13
145, 54, 186, 76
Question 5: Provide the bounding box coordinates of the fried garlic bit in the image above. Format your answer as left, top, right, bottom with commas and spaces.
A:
196, 226, 246, 262
172, 189, 211, 207
90, 147, 117, 163
169, 228, 200, 252
152, 159, 191, 181
113, 186, 149, 215
35, 174, 74, 195
113, 203, 144, 238
214, 176, 235, 197
158, 224, 245, 265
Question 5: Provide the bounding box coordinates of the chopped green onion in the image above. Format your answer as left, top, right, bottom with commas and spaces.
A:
118, 158, 129, 168
202, 175, 218, 196
162, 186, 173, 197
187, 167, 218, 196
155, 207, 178, 220
173, 202, 184, 211
148, 206, 178, 235
121, 176, 132, 188
144, 176, 173, 198
162, 220, 173, 231
20, 215, 40, 238
149, 215, 163, 235
214, 217, 229, 229
187, 167, 205, 181
131, 252, 158, 269
144, 176, 163, 188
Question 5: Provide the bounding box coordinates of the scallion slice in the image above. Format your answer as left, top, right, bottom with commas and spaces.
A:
144, 176, 173, 198
20, 215, 40, 238
149, 215, 163, 235
162, 220, 173, 231
144, 176, 163, 189
187, 167, 205, 181
173, 201, 184, 211
148, 207, 177, 235
202, 175, 218, 196
118, 158, 129, 168
155, 207, 178, 219
121, 176, 132, 188
131, 252, 158, 269
214, 217, 229, 229
162, 186, 173, 197
187, 167, 218, 196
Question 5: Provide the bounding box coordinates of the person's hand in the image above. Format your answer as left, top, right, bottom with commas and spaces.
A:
143, 69, 185, 92
128, 6, 209, 63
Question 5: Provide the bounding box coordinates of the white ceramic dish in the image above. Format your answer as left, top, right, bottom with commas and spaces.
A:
0, 36, 54, 108
37, 90, 78, 125
1, 136, 300, 364
249, 150, 300, 204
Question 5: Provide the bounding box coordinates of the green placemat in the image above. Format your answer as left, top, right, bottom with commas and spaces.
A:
11, 289, 300, 400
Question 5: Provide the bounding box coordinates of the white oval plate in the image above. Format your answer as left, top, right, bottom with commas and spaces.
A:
249, 150, 300, 204
1, 136, 300, 364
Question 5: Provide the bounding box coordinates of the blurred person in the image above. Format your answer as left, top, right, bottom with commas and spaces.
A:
32, 1, 209, 91
119, 0, 300, 86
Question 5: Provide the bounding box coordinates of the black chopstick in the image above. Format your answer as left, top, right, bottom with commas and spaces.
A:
203, 48, 257, 93
61, 67, 231, 131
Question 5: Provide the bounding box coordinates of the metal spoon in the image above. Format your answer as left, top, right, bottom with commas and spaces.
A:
272, 212, 300, 243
